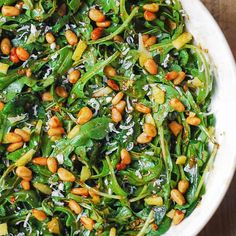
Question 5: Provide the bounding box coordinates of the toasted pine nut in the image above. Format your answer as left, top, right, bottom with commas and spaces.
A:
32, 209, 47, 222
47, 218, 60, 234
173, 210, 185, 225
16, 47, 30, 61
42, 91, 53, 101
115, 100, 126, 113
91, 27, 103, 40
135, 104, 151, 114
166, 71, 178, 81
45, 32, 56, 44
1, 38, 12, 55
144, 11, 156, 21
96, 21, 111, 28
65, 30, 78, 46
71, 188, 89, 196
77, 107, 93, 125
178, 179, 189, 194
16, 166, 32, 180
121, 148, 131, 165
109, 227, 117, 236
174, 71, 186, 85
89, 8, 105, 22
10, 48, 20, 63
144, 195, 163, 206
104, 66, 117, 78
111, 107, 122, 123
26, 68, 32, 77
113, 35, 124, 42
168, 121, 183, 137
80, 217, 95, 231
48, 116, 62, 128
143, 3, 159, 13
48, 127, 65, 137
32, 157, 48, 166
68, 199, 83, 214
69, 70, 81, 84
170, 189, 186, 206
15, 1, 24, 10
144, 36, 157, 47
143, 123, 157, 138
137, 132, 153, 144
58, 3, 67, 16
142, 34, 150, 43
47, 157, 58, 173
186, 116, 201, 126
107, 79, 119, 91
170, 98, 185, 112
14, 129, 30, 142
112, 92, 124, 105
55, 86, 68, 98
7, 142, 24, 152
144, 59, 158, 75
2, 6, 20, 17
21, 180, 30, 190
0, 101, 4, 111
4, 132, 23, 143
57, 168, 75, 182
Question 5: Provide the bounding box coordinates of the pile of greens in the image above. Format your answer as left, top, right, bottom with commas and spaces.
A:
0, 0, 217, 235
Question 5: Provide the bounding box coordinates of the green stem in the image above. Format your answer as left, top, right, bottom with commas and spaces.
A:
129, 185, 148, 203
137, 210, 154, 236
120, 0, 128, 22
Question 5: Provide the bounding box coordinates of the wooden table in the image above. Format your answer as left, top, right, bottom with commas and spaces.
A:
199, 1, 236, 235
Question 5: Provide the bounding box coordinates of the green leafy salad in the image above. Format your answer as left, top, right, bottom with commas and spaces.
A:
0, 0, 218, 235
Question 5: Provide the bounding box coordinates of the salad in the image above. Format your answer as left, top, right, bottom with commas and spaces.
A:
0, 0, 218, 235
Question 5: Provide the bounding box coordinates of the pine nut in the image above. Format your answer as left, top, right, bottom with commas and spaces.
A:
109, 227, 117, 236
143, 123, 157, 138
166, 71, 178, 81
1, 38, 12, 55
111, 107, 122, 123
144, 36, 157, 47
107, 79, 119, 91
65, 30, 78, 46
135, 104, 151, 114
77, 107, 93, 125
144, 59, 158, 75
89, 8, 105, 22
115, 100, 126, 113
174, 71, 186, 85
104, 66, 117, 78
93, 86, 113, 97
33, 182, 52, 195
113, 35, 124, 42
21, 180, 30, 190
143, 3, 159, 13
55, 86, 68, 98
10, 48, 20, 63
0, 101, 4, 111
16, 166, 32, 180
57, 168, 75, 182
96, 21, 111, 28
2, 6, 20, 17
170, 98, 185, 112
144, 11, 156, 21
173, 210, 185, 225
14, 129, 30, 142
58, 3, 67, 16
32, 157, 48, 166
178, 179, 189, 194
48, 116, 62, 128
42, 91, 53, 101
45, 32, 56, 44
15, 1, 24, 10
168, 121, 183, 137
170, 189, 186, 206
144, 195, 163, 206
4, 132, 23, 143
142, 34, 150, 43
16, 47, 30, 61
71, 188, 89, 197
48, 127, 65, 136
47, 157, 58, 173
80, 217, 95, 231
137, 132, 153, 144
121, 148, 131, 165
7, 142, 24, 152
186, 116, 201, 126
112, 92, 124, 105
26, 68, 32, 77
32, 209, 47, 222
47, 218, 60, 234
68, 199, 83, 214
145, 113, 155, 126
91, 27, 103, 40
69, 70, 81, 84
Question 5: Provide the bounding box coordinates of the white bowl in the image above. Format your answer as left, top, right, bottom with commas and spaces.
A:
165, 1, 236, 235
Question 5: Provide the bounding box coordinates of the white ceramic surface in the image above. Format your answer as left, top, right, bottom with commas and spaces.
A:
165, 1, 236, 235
